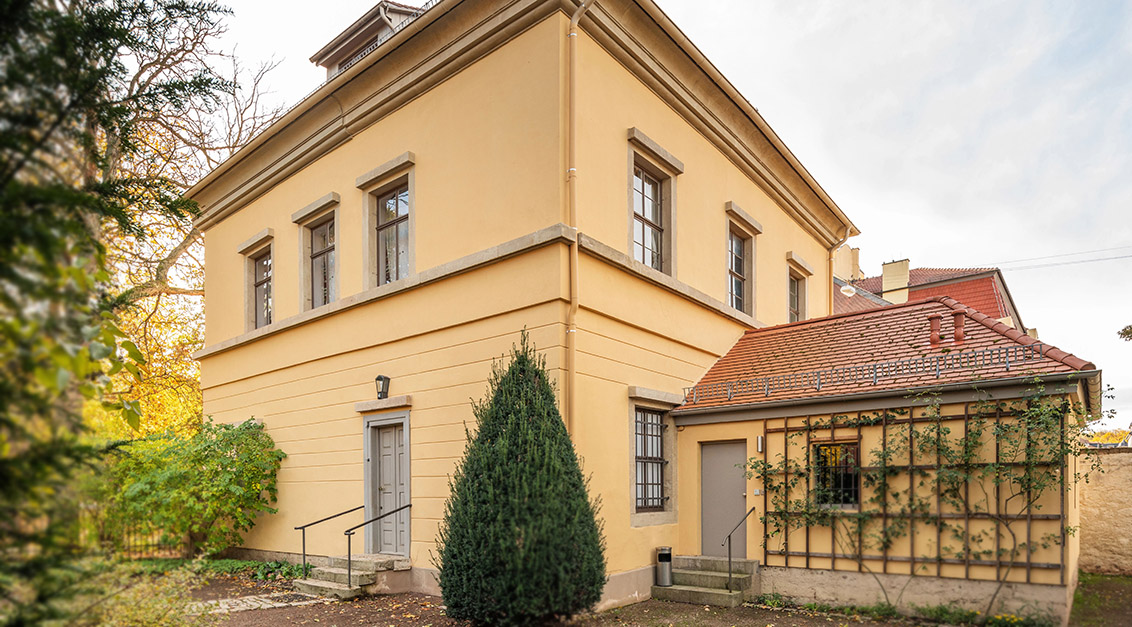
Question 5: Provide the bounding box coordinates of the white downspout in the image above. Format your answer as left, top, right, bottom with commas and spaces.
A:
566, 0, 593, 435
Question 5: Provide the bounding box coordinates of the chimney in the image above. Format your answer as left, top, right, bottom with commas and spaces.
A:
928, 314, 942, 345
881, 259, 910, 304
952, 310, 966, 343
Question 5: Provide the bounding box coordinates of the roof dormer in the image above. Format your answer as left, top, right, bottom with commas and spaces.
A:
310, 1, 425, 80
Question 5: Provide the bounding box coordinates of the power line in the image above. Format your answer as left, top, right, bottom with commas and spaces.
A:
988, 244, 1132, 266
999, 254, 1132, 272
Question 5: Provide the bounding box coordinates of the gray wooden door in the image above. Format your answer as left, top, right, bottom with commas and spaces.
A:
701, 441, 747, 558
370, 423, 407, 555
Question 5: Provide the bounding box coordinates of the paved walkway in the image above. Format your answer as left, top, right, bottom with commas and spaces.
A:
189, 591, 324, 614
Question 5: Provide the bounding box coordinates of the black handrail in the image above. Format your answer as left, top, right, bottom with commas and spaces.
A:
294, 505, 364, 574
721, 506, 757, 593
344, 503, 412, 585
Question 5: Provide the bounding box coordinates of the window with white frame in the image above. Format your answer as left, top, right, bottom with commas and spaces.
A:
727, 229, 751, 313
788, 271, 806, 322
632, 166, 664, 271
252, 250, 272, 328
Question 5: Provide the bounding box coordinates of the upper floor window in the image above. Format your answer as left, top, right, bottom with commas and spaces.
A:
633, 166, 664, 271
634, 407, 666, 512
727, 230, 748, 313
252, 250, 272, 328
788, 273, 804, 322
310, 217, 336, 308
377, 183, 410, 285
814, 442, 860, 507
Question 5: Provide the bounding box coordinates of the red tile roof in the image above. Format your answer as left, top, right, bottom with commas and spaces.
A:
910, 276, 1007, 319
833, 279, 889, 314
677, 296, 1094, 412
853, 267, 996, 295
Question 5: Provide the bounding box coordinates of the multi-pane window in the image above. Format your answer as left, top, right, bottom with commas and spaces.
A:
310, 218, 336, 308
814, 443, 860, 507
377, 184, 409, 285
252, 250, 272, 328
634, 408, 665, 511
632, 167, 663, 271
788, 274, 803, 322
728, 231, 746, 312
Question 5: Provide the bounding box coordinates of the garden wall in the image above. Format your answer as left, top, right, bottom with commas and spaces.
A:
1079, 447, 1132, 574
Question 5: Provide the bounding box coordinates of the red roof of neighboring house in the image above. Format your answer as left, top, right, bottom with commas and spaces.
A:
852, 267, 995, 295
677, 296, 1094, 412
832, 278, 889, 314
911, 276, 1008, 319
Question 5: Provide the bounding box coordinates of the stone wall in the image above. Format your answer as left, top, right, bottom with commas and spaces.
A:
1079, 447, 1132, 574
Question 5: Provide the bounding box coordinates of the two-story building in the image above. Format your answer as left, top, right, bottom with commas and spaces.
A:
190, 0, 1098, 620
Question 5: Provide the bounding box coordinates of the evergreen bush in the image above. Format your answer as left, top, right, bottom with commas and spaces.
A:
436, 333, 606, 625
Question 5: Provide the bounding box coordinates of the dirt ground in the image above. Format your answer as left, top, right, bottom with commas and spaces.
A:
190, 574, 291, 602
1069, 573, 1132, 627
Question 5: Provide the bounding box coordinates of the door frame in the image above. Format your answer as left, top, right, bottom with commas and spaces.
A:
362, 411, 411, 556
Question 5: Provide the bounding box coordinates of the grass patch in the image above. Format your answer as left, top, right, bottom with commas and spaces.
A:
913, 604, 981, 624
1071, 572, 1132, 627
126, 557, 308, 578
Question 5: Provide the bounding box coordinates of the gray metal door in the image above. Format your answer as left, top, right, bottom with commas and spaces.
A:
369, 423, 407, 555
701, 441, 747, 558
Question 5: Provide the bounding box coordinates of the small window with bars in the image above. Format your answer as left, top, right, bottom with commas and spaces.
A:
634, 408, 666, 512
814, 442, 860, 507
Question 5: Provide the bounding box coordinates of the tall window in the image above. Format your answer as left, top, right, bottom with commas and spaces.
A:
377, 184, 409, 285
632, 167, 663, 271
634, 408, 665, 511
728, 231, 747, 312
788, 273, 803, 322
814, 443, 860, 507
252, 250, 272, 328
310, 218, 335, 308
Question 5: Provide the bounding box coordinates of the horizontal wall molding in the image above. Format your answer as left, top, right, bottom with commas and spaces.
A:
194, 222, 575, 360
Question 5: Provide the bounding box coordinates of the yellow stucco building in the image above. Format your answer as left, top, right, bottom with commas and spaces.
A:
191, 0, 1099, 620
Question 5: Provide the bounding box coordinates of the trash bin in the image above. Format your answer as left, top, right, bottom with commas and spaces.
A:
655, 546, 672, 587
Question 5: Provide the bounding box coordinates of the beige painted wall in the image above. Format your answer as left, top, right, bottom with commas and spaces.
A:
1079, 448, 1132, 575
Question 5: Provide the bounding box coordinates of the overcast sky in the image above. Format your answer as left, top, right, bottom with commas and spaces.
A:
220, 0, 1132, 427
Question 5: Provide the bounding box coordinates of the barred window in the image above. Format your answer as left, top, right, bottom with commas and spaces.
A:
634, 408, 666, 511
814, 443, 860, 507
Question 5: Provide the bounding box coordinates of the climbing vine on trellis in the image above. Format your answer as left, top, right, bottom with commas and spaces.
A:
745, 380, 1101, 617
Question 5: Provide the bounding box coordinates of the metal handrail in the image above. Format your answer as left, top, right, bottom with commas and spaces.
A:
344, 503, 412, 586
721, 506, 757, 593
294, 505, 364, 575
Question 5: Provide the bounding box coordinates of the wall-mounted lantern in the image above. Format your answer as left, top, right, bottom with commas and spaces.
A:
375, 375, 391, 399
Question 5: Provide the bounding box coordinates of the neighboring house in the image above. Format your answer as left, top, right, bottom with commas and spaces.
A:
850, 260, 1029, 333
189, 0, 1098, 619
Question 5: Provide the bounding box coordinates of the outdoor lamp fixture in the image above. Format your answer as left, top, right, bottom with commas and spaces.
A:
375, 375, 391, 400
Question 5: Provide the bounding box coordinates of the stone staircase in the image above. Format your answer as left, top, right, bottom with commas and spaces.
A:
651, 555, 759, 608
293, 554, 411, 600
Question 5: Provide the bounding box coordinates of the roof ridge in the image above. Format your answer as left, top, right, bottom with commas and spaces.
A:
744, 296, 948, 335
934, 296, 1095, 370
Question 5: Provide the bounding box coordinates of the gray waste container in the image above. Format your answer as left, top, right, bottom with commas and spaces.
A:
655, 546, 672, 587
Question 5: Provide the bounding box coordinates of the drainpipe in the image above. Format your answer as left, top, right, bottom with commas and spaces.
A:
827, 230, 850, 316
565, 0, 593, 435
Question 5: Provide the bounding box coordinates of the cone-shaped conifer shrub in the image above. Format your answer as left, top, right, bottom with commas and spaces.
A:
435, 332, 606, 625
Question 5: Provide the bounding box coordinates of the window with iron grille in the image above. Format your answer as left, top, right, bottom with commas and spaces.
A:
728, 230, 747, 312
252, 250, 272, 328
310, 218, 336, 308
635, 408, 666, 511
632, 167, 663, 271
814, 442, 860, 507
376, 183, 409, 285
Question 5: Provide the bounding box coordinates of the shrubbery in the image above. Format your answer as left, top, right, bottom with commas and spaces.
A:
436, 333, 606, 625
93, 419, 285, 555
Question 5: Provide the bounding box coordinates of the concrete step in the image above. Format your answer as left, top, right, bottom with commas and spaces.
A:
652, 584, 743, 608
325, 554, 410, 572
311, 566, 377, 587
672, 555, 759, 575
293, 578, 362, 600
672, 568, 751, 591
